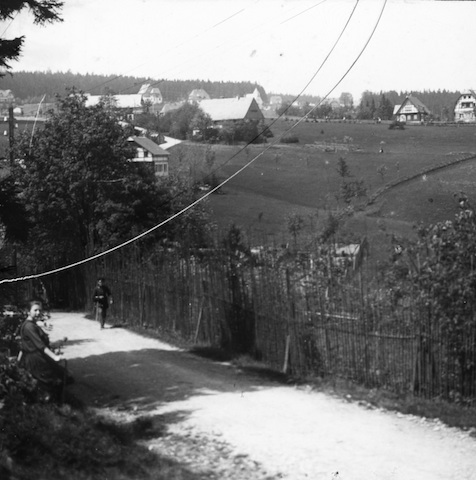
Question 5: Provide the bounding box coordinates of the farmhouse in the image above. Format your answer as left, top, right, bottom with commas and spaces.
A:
138, 84, 163, 105
85, 84, 163, 118
245, 86, 268, 108
454, 91, 476, 123
393, 95, 431, 123
188, 89, 210, 103
198, 96, 264, 123
128, 136, 170, 178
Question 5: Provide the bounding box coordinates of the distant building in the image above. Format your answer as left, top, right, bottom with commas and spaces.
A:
198, 96, 264, 123
0, 89, 14, 106
269, 95, 283, 108
85, 93, 144, 120
321, 98, 342, 111
393, 95, 431, 123
160, 101, 186, 116
138, 84, 163, 105
188, 89, 210, 103
85, 84, 163, 119
245, 86, 268, 108
454, 91, 476, 123
128, 136, 170, 178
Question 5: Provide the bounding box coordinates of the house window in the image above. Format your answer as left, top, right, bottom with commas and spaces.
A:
154, 162, 168, 176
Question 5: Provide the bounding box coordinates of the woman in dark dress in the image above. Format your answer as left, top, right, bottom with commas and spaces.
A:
20, 301, 69, 399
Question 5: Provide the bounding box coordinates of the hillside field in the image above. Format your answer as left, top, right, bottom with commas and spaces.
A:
204, 119, 476, 257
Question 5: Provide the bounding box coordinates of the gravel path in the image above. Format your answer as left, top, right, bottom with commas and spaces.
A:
50, 311, 476, 480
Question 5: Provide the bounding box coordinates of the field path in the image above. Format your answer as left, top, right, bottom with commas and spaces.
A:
49, 311, 476, 480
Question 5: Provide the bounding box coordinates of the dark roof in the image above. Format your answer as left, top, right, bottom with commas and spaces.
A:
396, 95, 431, 115
129, 136, 170, 156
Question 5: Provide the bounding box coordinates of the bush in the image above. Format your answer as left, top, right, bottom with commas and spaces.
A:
280, 134, 299, 143
388, 120, 405, 130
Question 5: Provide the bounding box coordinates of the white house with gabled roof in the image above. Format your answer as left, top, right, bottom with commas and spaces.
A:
198, 96, 264, 123
128, 136, 170, 178
189, 89, 210, 103
393, 95, 431, 123
454, 91, 476, 123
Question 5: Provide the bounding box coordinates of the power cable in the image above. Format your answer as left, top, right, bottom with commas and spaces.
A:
0, 0, 388, 285
145, 0, 360, 210
90, 0, 328, 96
90, 1, 262, 94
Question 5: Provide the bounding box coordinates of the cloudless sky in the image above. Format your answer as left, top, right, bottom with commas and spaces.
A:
2, 0, 476, 102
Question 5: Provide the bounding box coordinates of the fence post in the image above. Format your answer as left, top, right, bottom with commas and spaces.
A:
283, 334, 291, 373
194, 296, 205, 344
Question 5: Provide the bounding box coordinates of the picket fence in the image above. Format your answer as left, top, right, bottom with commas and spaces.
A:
76, 243, 476, 403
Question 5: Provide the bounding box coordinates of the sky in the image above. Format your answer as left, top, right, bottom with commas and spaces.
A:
2, 0, 476, 103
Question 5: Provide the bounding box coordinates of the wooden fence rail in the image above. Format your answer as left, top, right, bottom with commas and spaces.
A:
80, 244, 476, 403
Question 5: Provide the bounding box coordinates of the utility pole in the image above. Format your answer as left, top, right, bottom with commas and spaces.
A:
8, 104, 15, 166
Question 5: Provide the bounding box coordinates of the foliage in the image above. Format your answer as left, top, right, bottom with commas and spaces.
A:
165, 103, 204, 140
13, 90, 176, 268
216, 120, 265, 145
388, 120, 405, 130
0, 171, 29, 242
357, 91, 377, 120
0, 400, 183, 480
0, 1, 63, 76
276, 102, 301, 117
280, 133, 299, 144
1, 70, 265, 105
335, 157, 367, 205
376, 93, 394, 120
386, 207, 476, 398
0, 309, 24, 356
286, 212, 305, 249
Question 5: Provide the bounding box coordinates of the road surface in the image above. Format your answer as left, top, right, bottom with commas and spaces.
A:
49, 311, 476, 480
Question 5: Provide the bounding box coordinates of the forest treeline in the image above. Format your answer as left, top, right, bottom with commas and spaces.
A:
0, 71, 463, 119
365, 89, 462, 120
0, 70, 266, 104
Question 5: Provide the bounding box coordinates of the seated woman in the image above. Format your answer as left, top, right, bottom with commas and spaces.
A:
19, 300, 72, 401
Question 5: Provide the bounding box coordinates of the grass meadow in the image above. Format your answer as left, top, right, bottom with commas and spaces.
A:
204, 119, 476, 259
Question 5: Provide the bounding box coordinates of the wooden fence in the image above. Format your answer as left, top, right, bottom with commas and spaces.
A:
80, 243, 476, 403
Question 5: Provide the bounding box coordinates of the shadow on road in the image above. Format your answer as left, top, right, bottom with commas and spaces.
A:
64, 346, 281, 413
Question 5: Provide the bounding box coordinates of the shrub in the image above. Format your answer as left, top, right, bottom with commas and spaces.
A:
388, 120, 405, 130
280, 134, 299, 143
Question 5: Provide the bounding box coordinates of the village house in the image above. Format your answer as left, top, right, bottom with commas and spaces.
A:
85, 84, 163, 119
198, 96, 264, 123
127, 136, 170, 178
454, 91, 476, 123
245, 86, 268, 108
0, 89, 14, 107
160, 101, 186, 116
269, 95, 283, 109
138, 84, 163, 105
188, 89, 210, 103
393, 95, 431, 123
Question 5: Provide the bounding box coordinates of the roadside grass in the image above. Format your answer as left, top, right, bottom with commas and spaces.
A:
1, 399, 213, 480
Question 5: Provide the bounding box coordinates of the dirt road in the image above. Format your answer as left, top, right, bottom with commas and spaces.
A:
49, 311, 476, 480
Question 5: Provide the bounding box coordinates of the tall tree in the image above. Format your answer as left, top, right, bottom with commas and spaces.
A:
0, 1, 63, 76
13, 90, 172, 268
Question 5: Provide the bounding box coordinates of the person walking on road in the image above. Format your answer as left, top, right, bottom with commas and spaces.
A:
93, 277, 113, 329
